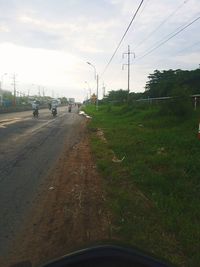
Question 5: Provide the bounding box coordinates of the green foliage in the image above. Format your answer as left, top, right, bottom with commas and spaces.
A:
59, 97, 68, 104
145, 68, 200, 98
85, 103, 200, 267
145, 69, 176, 97
160, 86, 193, 118
103, 89, 128, 104
2, 90, 12, 100
128, 92, 144, 101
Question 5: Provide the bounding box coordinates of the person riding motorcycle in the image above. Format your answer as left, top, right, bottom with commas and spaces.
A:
32, 100, 39, 117
68, 104, 72, 112
48, 102, 52, 110
51, 100, 58, 116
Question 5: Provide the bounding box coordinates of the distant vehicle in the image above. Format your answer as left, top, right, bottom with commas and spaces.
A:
68, 98, 75, 105
51, 100, 58, 117
52, 107, 57, 117
51, 98, 61, 106
51, 99, 60, 106
32, 100, 39, 118
33, 108, 39, 118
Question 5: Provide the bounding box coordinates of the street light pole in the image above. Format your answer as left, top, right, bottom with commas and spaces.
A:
12, 73, 17, 106
86, 62, 99, 110
87, 62, 96, 79
96, 74, 99, 110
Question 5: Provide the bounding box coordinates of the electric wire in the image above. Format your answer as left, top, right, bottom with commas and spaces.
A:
135, 0, 150, 21
133, 0, 189, 50
101, 0, 144, 77
135, 15, 200, 61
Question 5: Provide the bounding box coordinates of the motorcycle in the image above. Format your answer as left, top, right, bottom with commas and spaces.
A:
11, 245, 173, 267
33, 108, 39, 118
52, 107, 57, 117
68, 105, 72, 112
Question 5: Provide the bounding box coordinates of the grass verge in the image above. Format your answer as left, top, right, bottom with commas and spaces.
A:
84, 104, 200, 267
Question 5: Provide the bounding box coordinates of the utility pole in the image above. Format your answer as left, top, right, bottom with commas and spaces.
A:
128, 45, 130, 94
102, 82, 106, 98
122, 45, 135, 101
96, 74, 99, 111
38, 86, 41, 97
86, 61, 99, 110
42, 88, 45, 103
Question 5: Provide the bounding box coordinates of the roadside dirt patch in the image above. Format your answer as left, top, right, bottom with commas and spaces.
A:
6, 121, 111, 267
96, 128, 107, 143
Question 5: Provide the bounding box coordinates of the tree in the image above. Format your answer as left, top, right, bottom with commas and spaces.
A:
103, 89, 128, 103
145, 68, 200, 98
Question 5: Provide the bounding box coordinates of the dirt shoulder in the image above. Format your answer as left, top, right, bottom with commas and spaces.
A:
6, 119, 111, 267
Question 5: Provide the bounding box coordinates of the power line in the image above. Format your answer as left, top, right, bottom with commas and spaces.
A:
134, 0, 150, 22
136, 15, 200, 61
154, 14, 197, 43
142, 13, 200, 54
101, 0, 144, 77
133, 0, 189, 50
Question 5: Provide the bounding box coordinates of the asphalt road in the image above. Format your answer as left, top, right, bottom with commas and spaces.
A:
0, 106, 83, 259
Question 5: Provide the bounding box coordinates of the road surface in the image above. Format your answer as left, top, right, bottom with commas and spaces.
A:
0, 106, 83, 259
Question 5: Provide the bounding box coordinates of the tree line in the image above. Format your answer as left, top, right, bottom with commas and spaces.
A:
102, 68, 200, 103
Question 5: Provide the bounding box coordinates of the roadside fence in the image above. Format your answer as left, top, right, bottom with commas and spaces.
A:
136, 94, 200, 110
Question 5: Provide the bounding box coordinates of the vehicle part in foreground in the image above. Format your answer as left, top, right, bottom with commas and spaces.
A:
11, 245, 174, 267
42, 245, 173, 267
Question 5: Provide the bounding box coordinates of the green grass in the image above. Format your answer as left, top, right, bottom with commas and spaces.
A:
84, 103, 200, 267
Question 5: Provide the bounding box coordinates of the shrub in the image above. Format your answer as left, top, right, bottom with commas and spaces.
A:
160, 86, 193, 118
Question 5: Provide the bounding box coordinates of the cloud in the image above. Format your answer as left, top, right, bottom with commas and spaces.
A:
0, 42, 83, 85
173, 52, 200, 67
0, 0, 199, 101
0, 24, 10, 33
10, 12, 120, 56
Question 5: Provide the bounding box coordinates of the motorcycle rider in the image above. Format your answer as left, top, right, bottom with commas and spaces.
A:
32, 100, 39, 117
68, 104, 72, 112
51, 100, 58, 115
48, 102, 52, 110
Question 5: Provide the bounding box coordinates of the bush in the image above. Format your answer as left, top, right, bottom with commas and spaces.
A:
160, 86, 193, 118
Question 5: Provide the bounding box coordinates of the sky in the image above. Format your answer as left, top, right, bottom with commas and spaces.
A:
0, 0, 200, 101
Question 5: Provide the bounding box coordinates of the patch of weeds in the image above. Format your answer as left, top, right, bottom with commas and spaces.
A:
85, 104, 200, 267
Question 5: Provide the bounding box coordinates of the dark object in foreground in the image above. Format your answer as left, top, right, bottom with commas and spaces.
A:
41, 245, 173, 267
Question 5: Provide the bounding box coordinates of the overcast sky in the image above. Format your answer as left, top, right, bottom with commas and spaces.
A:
0, 0, 200, 101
